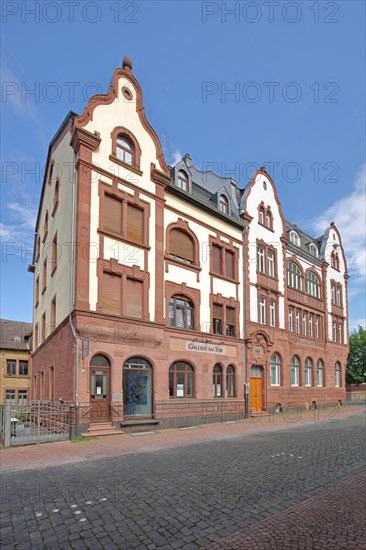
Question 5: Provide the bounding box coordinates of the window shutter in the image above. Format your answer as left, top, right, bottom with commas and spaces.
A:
226, 306, 235, 325
213, 304, 223, 319
125, 279, 143, 318
225, 250, 235, 279
212, 245, 221, 273
127, 205, 143, 244
170, 229, 194, 263
102, 272, 122, 315
104, 195, 122, 235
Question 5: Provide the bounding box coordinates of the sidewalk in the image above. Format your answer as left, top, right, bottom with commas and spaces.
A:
1, 405, 365, 474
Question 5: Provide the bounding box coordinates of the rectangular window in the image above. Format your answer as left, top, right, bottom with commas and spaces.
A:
127, 204, 143, 244
336, 287, 341, 306
291, 366, 299, 386
212, 245, 222, 274
19, 361, 28, 376
315, 317, 319, 338
268, 249, 275, 278
225, 250, 235, 280
317, 367, 323, 386
296, 311, 300, 334
51, 296, 56, 330
332, 322, 337, 341
257, 246, 265, 273
309, 315, 313, 337
125, 278, 143, 319
6, 360, 16, 376
49, 366, 55, 400
35, 323, 39, 347
5, 390, 16, 403
302, 313, 307, 336
269, 299, 276, 327
259, 296, 266, 324
270, 364, 280, 386
331, 284, 335, 304
102, 272, 122, 315
42, 259, 47, 293
305, 365, 312, 387
18, 390, 28, 403
104, 194, 123, 236
35, 276, 40, 306
51, 233, 58, 274
338, 323, 342, 343
226, 307, 235, 337
42, 312, 46, 342
213, 303, 223, 335
288, 308, 293, 332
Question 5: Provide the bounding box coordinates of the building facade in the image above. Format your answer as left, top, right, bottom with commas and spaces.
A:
0, 319, 32, 405
29, 58, 348, 432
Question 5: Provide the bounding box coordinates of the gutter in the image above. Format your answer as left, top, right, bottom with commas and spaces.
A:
242, 224, 249, 419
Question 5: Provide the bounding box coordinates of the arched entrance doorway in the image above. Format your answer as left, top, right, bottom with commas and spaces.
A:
90, 354, 111, 422
123, 357, 152, 417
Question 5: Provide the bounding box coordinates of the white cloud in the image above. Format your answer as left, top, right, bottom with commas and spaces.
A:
170, 149, 183, 165
0, 199, 37, 247
349, 318, 366, 332
312, 164, 366, 282
1, 65, 44, 128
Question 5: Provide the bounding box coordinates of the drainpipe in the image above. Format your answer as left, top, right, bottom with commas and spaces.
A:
242, 224, 249, 418
69, 149, 79, 436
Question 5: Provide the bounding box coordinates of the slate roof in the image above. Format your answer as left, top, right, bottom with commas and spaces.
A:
0, 319, 33, 351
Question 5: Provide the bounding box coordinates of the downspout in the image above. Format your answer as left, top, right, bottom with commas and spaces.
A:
242, 224, 249, 418
69, 149, 79, 436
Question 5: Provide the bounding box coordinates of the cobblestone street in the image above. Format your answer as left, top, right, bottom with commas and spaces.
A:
1, 407, 365, 549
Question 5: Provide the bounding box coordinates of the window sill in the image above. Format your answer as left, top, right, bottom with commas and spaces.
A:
98, 229, 150, 250
165, 256, 201, 273
109, 155, 143, 176
258, 221, 274, 232
209, 271, 239, 284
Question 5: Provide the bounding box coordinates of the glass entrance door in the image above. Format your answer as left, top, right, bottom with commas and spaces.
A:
123, 358, 152, 417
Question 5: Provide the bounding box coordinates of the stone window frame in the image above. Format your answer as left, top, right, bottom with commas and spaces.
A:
210, 293, 240, 340
110, 126, 142, 175
209, 235, 239, 284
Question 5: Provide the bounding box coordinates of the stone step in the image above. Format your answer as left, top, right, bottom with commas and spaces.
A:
83, 429, 124, 437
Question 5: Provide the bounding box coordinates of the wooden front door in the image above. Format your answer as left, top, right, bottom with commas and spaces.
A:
90, 367, 110, 422
250, 366, 263, 412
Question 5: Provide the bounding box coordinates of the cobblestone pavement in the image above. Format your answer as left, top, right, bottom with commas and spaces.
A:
1, 409, 365, 549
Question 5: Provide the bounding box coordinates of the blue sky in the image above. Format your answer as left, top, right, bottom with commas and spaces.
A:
1, 0, 365, 329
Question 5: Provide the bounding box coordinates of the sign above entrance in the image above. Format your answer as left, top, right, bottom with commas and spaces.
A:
186, 342, 226, 354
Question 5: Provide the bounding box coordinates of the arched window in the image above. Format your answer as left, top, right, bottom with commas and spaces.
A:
266, 208, 273, 229
123, 357, 152, 417
226, 365, 235, 397
219, 195, 229, 214
116, 134, 134, 165
169, 362, 193, 397
331, 251, 340, 270
335, 362, 341, 387
169, 228, 194, 264
304, 357, 312, 387
177, 170, 188, 191
259, 206, 265, 225
309, 243, 318, 257
287, 261, 303, 290
290, 356, 300, 386
213, 364, 222, 397
289, 231, 300, 246
169, 295, 193, 329
91, 354, 110, 367
270, 353, 281, 386
316, 359, 324, 387
306, 271, 321, 298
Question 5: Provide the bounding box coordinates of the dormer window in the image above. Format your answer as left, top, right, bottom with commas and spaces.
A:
177, 170, 188, 191
289, 231, 300, 246
116, 134, 134, 165
309, 243, 318, 257
219, 195, 229, 214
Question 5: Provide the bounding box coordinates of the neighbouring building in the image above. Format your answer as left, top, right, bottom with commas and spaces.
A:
29, 57, 348, 434
0, 319, 32, 405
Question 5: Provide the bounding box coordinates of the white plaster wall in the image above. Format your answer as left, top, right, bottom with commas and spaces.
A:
33, 129, 74, 348
324, 229, 348, 344
245, 173, 285, 325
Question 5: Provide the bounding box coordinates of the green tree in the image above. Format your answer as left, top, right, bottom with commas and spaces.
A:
346, 326, 366, 384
